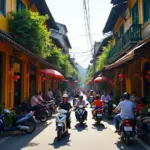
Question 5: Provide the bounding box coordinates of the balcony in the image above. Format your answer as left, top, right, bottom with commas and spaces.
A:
108, 24, 142, 63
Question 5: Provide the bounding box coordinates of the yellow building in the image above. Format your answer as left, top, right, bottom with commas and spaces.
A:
0, 0, 60, 110
101, 0, 150, 100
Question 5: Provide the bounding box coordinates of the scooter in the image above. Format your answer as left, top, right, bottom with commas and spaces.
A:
0, 109, 36, 134
104, 100, 112, 118
119, 118, 135, 145
76, 104, 88, 124
56, 109, 69, 140
94, 107, 103, 124
136, 110, 150, 144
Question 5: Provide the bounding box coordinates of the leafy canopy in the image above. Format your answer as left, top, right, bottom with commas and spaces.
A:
96, 41, 113, 72
8, 9, 51, 57
85, 65, 93, 82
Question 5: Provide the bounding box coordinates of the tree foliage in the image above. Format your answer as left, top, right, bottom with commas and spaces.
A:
85, 65, 93, 82
96, 41, 113, 72
8, 9, 51, 57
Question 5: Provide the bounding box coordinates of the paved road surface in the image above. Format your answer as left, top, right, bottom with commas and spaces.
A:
0, 102, 146, 150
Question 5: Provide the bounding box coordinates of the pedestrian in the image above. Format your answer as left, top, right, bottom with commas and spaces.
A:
47, 88, 54, 100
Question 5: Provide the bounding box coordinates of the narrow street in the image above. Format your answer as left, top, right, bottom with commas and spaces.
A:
0, 103, 145, 150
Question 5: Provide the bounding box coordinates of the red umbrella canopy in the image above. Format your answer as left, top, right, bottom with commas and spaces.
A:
41, 69, 64, 79
94, 76, 108, 83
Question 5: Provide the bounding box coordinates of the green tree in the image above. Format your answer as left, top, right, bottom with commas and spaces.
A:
96, 41, 113, 71
8, 9, 51, 57
85, 65, 93, 82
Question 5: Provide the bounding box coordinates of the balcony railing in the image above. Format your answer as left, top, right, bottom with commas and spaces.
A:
108, 24, 142, 63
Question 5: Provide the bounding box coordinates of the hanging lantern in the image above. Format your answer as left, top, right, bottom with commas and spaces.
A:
148, 70, 150, 75
118, 73, 125, 81
41, 77, 46, 81
13, 75, 20, 81
145, 75, 150, 81
134, 72, 143, 79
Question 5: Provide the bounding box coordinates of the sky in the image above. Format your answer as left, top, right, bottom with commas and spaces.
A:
46, 0, 112, 68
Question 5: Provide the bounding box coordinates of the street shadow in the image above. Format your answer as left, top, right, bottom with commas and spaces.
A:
103, 117, 114, 125
0, 122, 52, 150
49, 133, 71, 149
73, 123, 88, 132
92, 123, 107, 131
115, 139, 145, 150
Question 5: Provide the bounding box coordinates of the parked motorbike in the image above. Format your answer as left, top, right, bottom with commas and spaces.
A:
76, 104, 88, 124
56, 109, 69, 140
136, 111, 150, 144
13, 102, 49, 123
119, 119, 135, 145
94, 107, 103, 124
0, 109, 36, 134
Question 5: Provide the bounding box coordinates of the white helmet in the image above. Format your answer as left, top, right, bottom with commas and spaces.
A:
63, 94, 68, 98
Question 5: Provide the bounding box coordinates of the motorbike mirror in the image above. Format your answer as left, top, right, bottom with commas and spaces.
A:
113, 104, 117, 108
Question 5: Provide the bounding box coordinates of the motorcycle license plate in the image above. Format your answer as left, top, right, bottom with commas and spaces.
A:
124, 126, 133, 131
58, 124, 63, 127
97, 114, 102, 117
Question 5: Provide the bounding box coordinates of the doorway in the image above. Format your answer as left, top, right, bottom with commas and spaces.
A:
14, 61, 22, 106
29, 65, 36, 96
0, 53, 2, 106
144, 62, 150, 101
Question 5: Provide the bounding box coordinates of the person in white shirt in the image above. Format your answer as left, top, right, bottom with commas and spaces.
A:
30, 93, 41, 108
113, 92, 136, 132
47, 89, 53, 100
38, 92, 45, 102
101, 91, 111, 102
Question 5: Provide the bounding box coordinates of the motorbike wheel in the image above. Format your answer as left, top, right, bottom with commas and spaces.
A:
57, 127, 62, 141
25, 120, 36, 134
125, 136, 130, 145
39, 113, 48, 123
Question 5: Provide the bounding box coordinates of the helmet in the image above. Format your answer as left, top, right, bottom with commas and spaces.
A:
123, 92, 130, 100
96, 94, 100, 99
63, 94, 68, 98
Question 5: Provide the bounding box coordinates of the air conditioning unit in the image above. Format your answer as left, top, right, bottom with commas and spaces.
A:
125, 8, 130, 20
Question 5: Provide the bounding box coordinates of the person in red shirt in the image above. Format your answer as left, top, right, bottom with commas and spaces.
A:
92, 94, 104, 118
136, 98, 146, 113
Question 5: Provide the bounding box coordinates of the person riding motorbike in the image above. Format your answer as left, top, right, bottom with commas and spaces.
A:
75, 95, 87, 120
113, 92, 136, 132
58, 94, 72, 129
92, 94, 104, 118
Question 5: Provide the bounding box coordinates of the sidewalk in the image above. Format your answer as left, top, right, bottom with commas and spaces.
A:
103, 120, 150, 150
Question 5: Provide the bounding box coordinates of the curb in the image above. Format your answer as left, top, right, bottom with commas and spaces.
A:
103, 121, 150, 150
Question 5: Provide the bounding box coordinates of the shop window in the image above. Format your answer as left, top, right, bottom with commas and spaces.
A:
0, 0, 6, 16
132, 1, 139, 24
143, 0, 150, 24
16, 0, 26, 12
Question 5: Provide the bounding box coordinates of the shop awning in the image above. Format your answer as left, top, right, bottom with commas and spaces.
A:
105, 39, 150, 70
94, 76, 108, 83
41, 69, 64, 79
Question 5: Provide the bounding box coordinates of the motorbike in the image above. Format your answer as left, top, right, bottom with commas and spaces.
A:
56, 109, 69, 140
136, 111, 150, 144
103, 100, 112, 118
94, 107, 103, 124
13, 102, 49, 123
76, 104, 88, 124
119, 118, 135, 145
89, 96, 95, 108
0, 109, 36, 134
